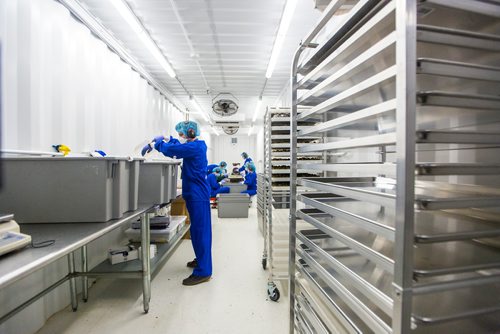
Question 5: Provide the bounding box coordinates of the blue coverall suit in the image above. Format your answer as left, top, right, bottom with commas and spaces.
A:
207, 173, 230, 198
241, 171, 257, 196
238, 157, 253, 173
207, 164, 218, 175
155, 139, 212, 277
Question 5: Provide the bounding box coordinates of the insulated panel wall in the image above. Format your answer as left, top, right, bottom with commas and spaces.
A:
212, 134, 256, 168
0, 1, 197, 333
0, 0, 185, 157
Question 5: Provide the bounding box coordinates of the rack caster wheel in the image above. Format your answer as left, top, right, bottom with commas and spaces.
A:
268, 286, 280, 302
262, 258, 267, 270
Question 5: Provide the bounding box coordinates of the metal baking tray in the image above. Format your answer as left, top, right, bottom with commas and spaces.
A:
298, 99, 396, 137
416, 163, 500, 176
421, 0, 500, 18
299, 177, 500, 210
299, 193, 500, 243
298, 31, 396, 106
417, 91, 500, 110
417, 58, 500, 82
298, 162, 397, 177
299, 133, 397, 153
297, 246, 392, 333
417, 25, 500, 51
298, 66, 397, 121
297, 209, 500, 278
296, 272, 362, 334
297, 0, 390, 78
297, 233, 500, 331
298, 1, 396, 90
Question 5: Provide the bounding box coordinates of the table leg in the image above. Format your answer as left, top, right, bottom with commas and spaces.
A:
141, 213, 151, 313
67, 252, 78, 311
81, 245, 88, 302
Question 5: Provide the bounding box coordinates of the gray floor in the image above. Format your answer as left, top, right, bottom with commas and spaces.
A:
36, 207, 289, 334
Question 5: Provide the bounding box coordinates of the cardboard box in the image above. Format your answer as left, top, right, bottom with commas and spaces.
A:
171, 196, 191, 240
171, 197, 189, 222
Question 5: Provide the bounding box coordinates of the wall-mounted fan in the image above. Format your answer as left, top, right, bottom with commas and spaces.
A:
212, 93, 239, 117
223, 126, 239, 135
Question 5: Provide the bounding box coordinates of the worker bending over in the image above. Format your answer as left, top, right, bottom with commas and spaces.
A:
207, 161, 228, 179
241, 162, 257, 196
142, 121, 212, 286
208, 167, 230, 198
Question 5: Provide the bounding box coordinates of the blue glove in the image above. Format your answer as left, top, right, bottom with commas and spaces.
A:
153, 135, 165, 143
141, 143, 153, 156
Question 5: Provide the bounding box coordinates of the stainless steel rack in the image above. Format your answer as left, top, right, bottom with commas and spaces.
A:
290, 1, 500, 333
261, 107, 323, 302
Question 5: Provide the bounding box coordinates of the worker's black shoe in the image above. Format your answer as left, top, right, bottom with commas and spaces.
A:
182, 274, 211, 286
186, 259, 198, 268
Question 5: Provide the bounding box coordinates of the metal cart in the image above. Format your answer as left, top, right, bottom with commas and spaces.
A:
290, 1, 500, 333
261, 108, 323, 302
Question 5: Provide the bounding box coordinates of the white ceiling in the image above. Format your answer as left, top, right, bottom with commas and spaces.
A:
79, 0, 321, 131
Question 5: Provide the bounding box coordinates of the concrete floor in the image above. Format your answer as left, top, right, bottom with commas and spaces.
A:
36, 207, 289, 334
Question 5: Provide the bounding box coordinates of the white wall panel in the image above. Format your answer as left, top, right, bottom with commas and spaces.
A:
255, 128, 265, 172
0, 1, 191, 333
1, 0, 185, 157
212, 134, 256, 172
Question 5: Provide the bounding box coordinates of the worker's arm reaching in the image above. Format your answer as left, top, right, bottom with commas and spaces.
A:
154, 136, 201, 159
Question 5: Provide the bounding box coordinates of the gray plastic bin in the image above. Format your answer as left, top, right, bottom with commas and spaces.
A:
112, 158, 143, 217
0, 157, 127, 223
217, 193, 250, 218
225, 183, 247, 193
138, 160, 180, 205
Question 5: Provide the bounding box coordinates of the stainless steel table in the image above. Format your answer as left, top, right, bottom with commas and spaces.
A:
0, 206, 189, 323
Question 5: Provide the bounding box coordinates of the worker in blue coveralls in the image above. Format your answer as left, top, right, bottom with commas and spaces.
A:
207, 161, 228, 179
208, 167, 230, 198
238, 152, 253, 173
241, 162, 257, 196
141, 121, 212, 286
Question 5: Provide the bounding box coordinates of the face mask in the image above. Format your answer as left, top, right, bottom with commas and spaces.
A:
179, 137, 187, 144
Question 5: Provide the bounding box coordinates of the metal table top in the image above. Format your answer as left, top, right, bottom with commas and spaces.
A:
0, 207, 152, 289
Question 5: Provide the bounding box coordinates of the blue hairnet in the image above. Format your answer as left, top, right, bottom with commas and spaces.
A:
246, 162, 256, 172
213, 167, 222, 174
220, 161, 227, 168
175, 121, 200, 137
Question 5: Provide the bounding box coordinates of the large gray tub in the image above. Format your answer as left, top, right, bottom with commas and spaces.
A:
138, 160, 180, 205
217, 193, 250, 218
0, 157, 138, 223
225, 183, 247, 193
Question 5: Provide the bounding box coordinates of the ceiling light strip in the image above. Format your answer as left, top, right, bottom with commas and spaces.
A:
265, 0, 298, 79
57, 0, 185, 112
109, 0, 175, 78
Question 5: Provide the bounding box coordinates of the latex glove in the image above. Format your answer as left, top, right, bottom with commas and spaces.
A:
153, 135, 165, 143
141, 143, 153, 156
